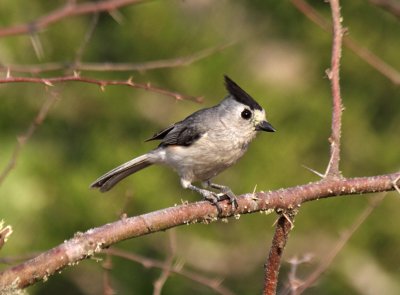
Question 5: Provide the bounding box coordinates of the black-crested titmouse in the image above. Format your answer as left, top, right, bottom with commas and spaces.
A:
90, 76, 275, 212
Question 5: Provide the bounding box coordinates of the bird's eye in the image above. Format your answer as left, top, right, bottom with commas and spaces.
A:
241, 109, 252, 120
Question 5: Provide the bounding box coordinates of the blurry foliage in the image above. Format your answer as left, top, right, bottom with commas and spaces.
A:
0, 0, 399, 294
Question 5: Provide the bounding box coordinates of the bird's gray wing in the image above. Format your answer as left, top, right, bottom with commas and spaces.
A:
146, 122, 204, 146
146, 107, 212, 147
159, 124, 204, 147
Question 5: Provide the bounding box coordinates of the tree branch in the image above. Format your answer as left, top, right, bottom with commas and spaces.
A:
325, 0, 344, 178
370, 0, 400, 19
152, 230, 176, 295
0, 92, 58, 185
101, 255, 115, 295
262, 3, 345, 291
294, 193, 386, 294
0, 75, 202, 102
0, 43, 234, 74
0, 172, 398, 292
0, 0, 149, 37
105, 248, 234, 295
291, 0, 400, 85
263, 210, 297, 295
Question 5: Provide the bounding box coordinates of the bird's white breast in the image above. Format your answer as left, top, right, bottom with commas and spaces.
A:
161, 132, 250, 182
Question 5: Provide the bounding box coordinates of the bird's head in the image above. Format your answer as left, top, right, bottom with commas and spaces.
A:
220, 75, 275, 141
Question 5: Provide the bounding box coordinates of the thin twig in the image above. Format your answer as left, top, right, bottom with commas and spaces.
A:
285, 254, 314, 294
0, 0, 149, 37
102, 255, 115, 295
152, 255, 173, 295
153, 230, 177, 295
325, 0, 344, 178
0, 75, 202, 102
0, 252, 40, 266
106, 248, 234, 295
370, 0, 400, 19
0, 11, 102, 186
0, 253, 39, 265
72, 13, 100, 68
294, 194, 386, 294
263, 210, 297, 295
0, 43, 234, 74
291, 0, 400, 85
0, 92, 58, 185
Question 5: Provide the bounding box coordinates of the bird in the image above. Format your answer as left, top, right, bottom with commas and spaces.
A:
90, 75, 275, 213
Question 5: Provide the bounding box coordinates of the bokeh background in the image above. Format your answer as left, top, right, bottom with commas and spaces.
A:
0, 0, 399, 294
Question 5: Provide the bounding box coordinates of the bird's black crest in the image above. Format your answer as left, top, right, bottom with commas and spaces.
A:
224, 75, 262, 111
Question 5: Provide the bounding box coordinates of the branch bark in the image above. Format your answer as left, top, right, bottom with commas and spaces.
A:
325, 0, 344, 178
0, 172, 398, 292
263, 210, 297, 295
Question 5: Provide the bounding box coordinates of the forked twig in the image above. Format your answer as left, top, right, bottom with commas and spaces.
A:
263, 1, 345, 292
105, 248, 234, 295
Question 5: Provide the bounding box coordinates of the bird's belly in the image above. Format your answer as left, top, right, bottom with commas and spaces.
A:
162, 140, 247, 182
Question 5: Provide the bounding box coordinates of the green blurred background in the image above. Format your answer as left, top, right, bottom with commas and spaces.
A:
0, 0, 399, 294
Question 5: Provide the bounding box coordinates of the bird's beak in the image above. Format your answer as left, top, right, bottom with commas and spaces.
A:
256, 120, 276, 132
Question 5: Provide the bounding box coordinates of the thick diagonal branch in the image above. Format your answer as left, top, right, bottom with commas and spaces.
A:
0, 172, 398, 291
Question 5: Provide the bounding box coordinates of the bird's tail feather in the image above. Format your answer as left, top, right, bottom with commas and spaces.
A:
90, 154, 153, 192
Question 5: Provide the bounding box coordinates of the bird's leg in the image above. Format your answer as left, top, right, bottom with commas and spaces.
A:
204, 181, 238, 210
181, 180, 223, 214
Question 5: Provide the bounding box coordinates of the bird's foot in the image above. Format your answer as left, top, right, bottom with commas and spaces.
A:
215, 190, 238, 210
200, 190, 224, 215
185, 181, 237, 215
204, 182, 238, 211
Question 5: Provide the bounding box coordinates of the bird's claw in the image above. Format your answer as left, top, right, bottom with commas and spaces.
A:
216, 190, 238, 210
197, 183, 238, 215
202, 192, 223, 215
